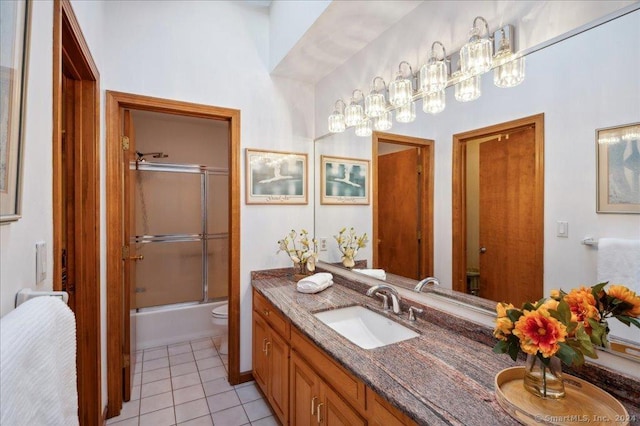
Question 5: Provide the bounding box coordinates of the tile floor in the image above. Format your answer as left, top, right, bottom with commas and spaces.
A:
107, 337, 277, 426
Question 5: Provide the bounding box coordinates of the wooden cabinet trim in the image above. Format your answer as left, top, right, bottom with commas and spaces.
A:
290, 327, 366, 414
253, 291, 290, 340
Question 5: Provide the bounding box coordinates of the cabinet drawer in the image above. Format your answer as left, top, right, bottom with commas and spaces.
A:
253, 290, 289, 339
291, 327, 366, 414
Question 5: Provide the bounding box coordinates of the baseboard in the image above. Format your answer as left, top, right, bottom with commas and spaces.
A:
239, 370, 254, 384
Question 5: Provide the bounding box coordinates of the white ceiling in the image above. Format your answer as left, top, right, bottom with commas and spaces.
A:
270, 1, 423, 84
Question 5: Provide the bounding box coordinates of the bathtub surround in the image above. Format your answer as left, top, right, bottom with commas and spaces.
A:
251, 268, 639, 424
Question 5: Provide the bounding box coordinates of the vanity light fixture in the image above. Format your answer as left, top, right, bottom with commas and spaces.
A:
345, 90, 365, 127
328, 99, 346, 133
389, 61, 415, 107
374, 111, 393, 131
493, 27, 525, 88
454, 72, 481, 102
365, 76, 388, 118
396, 101, 416, 123
460, 17, 493, 76
355, 118, 373, 137
420, 41, 449, 93
423, 90, 446, 114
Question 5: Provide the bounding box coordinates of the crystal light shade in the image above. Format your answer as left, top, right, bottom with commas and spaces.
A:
454, 73, 481, 102
374, 111, 392, 131
344, 103, 364, 127
355, 119, 372, 137
396, 101, 416, 123
365, 92, 386, 118
420, 60, 448, 94
422, 90, 446, 114
328, 111, 346, 133
494, 55, 525, 88
389, 77, 413, 107
460, 18, 493, 76
420, 41, 448, 94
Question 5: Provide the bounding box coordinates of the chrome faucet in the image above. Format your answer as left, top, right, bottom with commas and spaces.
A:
414, 276, 440, 292
366, 284, 401, 314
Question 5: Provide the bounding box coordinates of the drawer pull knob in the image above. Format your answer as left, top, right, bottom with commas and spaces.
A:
311, 396, 317, 415
316, 402, 324, 423
263, 309, 270, 316
262, 338, 268, 353
264, 341, 271, 356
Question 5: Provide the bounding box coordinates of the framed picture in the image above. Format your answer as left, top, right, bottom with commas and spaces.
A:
245, 149, 307, 205
321, 155, 369, 205
596, 122, 640, 213
1, 0, 30, 223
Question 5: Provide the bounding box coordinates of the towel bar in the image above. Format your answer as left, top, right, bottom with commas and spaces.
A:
15, 288, 69, 308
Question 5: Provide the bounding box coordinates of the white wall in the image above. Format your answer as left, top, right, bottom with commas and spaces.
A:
83, 1, 315, 377
0, 2, 54, 314
314, 8, 640, 345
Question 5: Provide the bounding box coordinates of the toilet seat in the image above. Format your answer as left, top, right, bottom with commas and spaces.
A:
211, 303, 228, 318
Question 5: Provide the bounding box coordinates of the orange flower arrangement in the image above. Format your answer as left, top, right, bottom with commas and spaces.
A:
494, 282, 640, 367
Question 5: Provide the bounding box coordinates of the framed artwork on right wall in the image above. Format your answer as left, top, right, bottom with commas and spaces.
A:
596, 122, 640, 213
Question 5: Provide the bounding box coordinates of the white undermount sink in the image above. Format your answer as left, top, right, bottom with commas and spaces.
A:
314, 305, 419, 349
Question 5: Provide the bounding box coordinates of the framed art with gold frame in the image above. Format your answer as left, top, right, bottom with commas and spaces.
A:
596, 122, 640, 213
320, 155, 369, 205
245, 148, 307, 205
0, 0, 30, 223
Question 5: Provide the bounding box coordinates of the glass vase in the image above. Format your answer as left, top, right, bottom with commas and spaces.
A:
523, 354, 566, 399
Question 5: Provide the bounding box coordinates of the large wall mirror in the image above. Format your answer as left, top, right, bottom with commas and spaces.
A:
314, 9, 640, 352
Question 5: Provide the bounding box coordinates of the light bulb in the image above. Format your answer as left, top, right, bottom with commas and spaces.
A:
422, 90, 446, 114
396, 101, 416, 123
454, 73, 481, 102
374, 111, 392, 131
355, 119, 372, 137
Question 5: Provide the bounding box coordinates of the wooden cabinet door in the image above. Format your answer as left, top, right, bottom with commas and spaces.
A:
252, 313, 269, 394
269, 330, 289, 425
290, 352, 321, 426
321, 383, 366, 426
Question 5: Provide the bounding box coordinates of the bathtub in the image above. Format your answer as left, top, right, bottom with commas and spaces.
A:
134, 301, 227, 350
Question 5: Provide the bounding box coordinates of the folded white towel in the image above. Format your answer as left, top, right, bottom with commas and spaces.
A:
597, 238, 640, 343
353, 268, 387, 281
1, 296, 79, 426
297, 273, 334, 294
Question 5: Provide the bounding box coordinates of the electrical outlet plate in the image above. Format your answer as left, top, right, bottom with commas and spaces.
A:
320, 237, 328, 251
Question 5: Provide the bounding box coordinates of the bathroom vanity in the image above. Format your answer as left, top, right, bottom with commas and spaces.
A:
251, 267, 639, 425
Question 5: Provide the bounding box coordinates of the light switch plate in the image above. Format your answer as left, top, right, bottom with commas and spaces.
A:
556, 221, 568, 238
36, 241, 46, 283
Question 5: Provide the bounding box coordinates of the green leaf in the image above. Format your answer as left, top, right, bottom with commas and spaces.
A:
507, 341, 520, 361
556, 299, 572, 324
493, 340, 508, 354
591, 282, 608, 297
565, 341, 586, 365
522, 301, 536, 311
616, 315, 640, 329
575, 326, 597, 358
556, 342, 582, 366
587, 319, 606, 348
506, 309, 523, 323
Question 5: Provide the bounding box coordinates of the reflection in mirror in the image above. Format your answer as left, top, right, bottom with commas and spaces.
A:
314, 10, 640, 351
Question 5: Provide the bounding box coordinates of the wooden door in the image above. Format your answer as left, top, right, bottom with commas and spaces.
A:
378, 148, 420, 279
321, 383, 366, 426
269, 330, 289, 424
252, 314, 269, 393
290, 351, 321, 426
478, 127, 541, 306
122, 110, 138, 400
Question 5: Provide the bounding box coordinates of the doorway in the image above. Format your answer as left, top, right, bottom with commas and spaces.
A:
372, 132, 434, 279
452, 114, 544, 307
52, 0, 101, 423
105, 92, 241, 418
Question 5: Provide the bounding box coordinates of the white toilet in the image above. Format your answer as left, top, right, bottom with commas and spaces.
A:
210, 302, 229, 355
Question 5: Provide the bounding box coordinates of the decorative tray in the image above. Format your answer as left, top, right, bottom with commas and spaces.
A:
495, 367, 630, 426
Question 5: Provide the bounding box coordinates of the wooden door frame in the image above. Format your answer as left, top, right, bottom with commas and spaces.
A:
53, 0, 102, 423
372, 131, 434, 278
451, 113, 544, 294
105, 91, 241, 417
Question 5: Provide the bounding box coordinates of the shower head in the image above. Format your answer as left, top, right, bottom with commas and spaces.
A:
136, 151, 169, 161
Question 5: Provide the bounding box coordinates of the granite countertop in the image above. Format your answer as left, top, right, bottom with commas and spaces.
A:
251, 269, 640, 426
